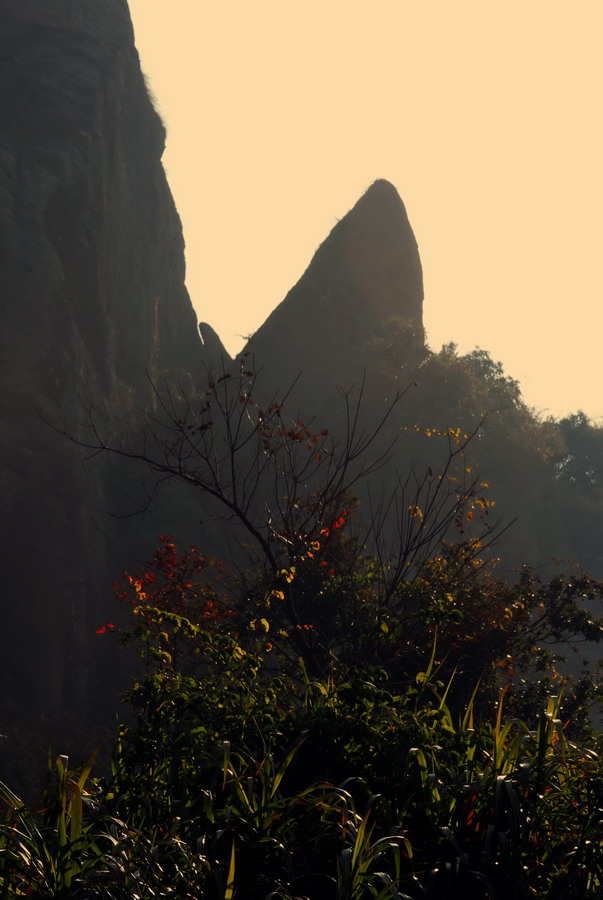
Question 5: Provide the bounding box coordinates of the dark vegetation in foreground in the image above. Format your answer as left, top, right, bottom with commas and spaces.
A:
3, 357, 603, 898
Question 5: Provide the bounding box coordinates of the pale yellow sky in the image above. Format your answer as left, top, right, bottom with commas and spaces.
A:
128, 0, 603, 420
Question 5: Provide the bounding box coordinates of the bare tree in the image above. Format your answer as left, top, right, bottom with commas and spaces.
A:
65, 355, 504, 672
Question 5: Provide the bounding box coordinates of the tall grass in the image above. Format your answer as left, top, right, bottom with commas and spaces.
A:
1, 669, 601, 898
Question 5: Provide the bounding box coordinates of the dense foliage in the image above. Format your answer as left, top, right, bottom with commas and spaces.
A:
3, 359, 603, 898
2, 591, 603, 898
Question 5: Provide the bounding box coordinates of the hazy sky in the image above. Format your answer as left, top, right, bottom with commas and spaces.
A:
128, 1, 602, 420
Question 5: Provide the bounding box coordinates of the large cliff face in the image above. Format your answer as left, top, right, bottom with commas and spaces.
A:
0, 0, 202, 731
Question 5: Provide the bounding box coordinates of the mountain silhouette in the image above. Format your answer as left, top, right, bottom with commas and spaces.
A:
241, 179, 424, 399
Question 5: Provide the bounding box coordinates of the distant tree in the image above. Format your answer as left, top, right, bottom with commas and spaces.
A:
554, 411, 603, 496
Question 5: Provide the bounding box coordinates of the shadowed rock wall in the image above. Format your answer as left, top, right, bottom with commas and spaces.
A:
0, 0, 202, 736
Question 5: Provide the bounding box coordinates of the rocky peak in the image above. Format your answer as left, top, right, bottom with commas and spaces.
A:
199, 322, 231, 372
309, 179, 424, 319
241, 180, 424, 396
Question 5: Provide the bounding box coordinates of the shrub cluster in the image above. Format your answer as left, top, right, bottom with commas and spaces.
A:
5, 368, 603, 897
2, 529, 603, 898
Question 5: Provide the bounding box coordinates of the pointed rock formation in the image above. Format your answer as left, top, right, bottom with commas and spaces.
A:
199, 322, 232, 372
0, 0, 202, 754
242, 180, 424, 398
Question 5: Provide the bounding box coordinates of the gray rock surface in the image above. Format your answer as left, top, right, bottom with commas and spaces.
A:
0, 0, 202, 742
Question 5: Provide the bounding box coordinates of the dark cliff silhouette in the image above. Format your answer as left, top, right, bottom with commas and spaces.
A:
0, 0, 204, 757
